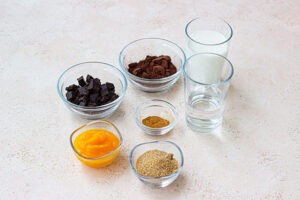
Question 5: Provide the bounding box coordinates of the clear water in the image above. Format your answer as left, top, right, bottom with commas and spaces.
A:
186, 89, 224, 133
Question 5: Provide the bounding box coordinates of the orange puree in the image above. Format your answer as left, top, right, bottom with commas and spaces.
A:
74, 129, 120, 159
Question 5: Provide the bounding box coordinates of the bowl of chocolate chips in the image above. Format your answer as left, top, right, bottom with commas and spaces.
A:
119, 38, 186, 92
57, 62, 127, 119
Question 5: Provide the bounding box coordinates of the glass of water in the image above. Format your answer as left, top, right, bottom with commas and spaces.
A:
183, 53, 234, 133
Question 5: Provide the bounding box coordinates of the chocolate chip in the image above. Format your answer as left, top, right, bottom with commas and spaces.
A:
77, 76, 86, 87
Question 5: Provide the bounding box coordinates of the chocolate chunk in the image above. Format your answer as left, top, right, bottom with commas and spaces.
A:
128, 62, 138, 68
89, 93, 99, 103
93, 78, 101, 87
127, 55, 177, 79
78, 96, 87, 106
66, 84, 78, 91
106, 82, 115, 92
86, 74, 94, 83
110, 94, 119, 101
161, 60, 168, 68
153, 65, 165, 75
66, 91, 75, 100
79, 101, 86, 106
74, 96, 80, 104
99, 95, 109, 103
88, 102, 97, 107
141, 72, 150, 79
78, 96, 87, 102
152, 57, 163, 64
65, 75, 119, 107
161, 55, 171, 62
78, 87, 89, 96
87, 79, 94, 90
100, 84, 109, 96
77, 76, 86, 87
132, 67, 142, 76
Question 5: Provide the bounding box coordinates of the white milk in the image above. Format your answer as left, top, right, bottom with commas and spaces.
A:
186, 30, 228, 84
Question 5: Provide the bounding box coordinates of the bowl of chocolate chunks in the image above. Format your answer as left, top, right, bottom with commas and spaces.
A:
119, 38, 186, 92
57, 62, 127, 119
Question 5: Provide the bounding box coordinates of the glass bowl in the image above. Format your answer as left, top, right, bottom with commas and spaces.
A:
119, 38, 186, 92
129, 141, 184, 187
57, 62, 127, 119
70, 120, 122, 168
135, 99, 178, 135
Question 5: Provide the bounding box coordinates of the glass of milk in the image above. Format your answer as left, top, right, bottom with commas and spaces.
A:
185, 17, 233, 84
184, 53, 234, 133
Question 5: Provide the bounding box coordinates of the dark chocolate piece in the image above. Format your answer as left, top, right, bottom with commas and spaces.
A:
127, 55, 177, 79
77, 76, 86, 87
78, 87, 89, 96
106, 82, 115, 92
86, 74, 94, 83
66, 91, 75, 100
93, 78, 101, 87
89, 93, 99, 103
110, 94, 119, 101
88, 102, 97, 107
65, 75, 119, 107
79, 101, 87, 106
100, 84, 109, 96
87, 79, 94, 90
66, 84, 78, 91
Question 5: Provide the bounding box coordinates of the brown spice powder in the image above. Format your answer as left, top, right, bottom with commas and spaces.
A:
142, 116, 170, 128
136, 149, 179, 177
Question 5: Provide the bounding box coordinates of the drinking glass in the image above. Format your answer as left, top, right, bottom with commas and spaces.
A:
185, 17, 233, 58
184, 53, 234, 133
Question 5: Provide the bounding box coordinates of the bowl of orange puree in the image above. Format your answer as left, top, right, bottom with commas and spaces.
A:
70, 120, 122, 168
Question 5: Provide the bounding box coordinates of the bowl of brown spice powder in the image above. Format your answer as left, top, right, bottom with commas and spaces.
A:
129, 141, 184, 187
135, 99, 178, 135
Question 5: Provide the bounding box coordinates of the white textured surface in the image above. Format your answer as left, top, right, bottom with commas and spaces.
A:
1, 0, 300, 199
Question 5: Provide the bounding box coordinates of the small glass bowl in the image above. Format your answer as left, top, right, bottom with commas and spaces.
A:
119, 38, 186, 92
129, 141, 184, 187
135, 99, 178, 135
70, 120, 122, 168
57, 62, 127, 119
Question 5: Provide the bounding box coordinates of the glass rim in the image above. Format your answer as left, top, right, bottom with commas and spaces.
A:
183, 52, 234, 86
129, 140, 184, 180
185, 17, 233, 46
135, 99, 178, 131
57, 61, 128, 109
70, 120, 123, 160
118, 37, 186, 82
